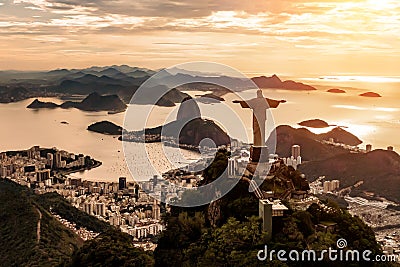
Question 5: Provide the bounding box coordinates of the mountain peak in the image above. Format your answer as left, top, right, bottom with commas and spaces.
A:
177, 96, 201, 121
87, 91, 101, 98
251, 75, 316, 90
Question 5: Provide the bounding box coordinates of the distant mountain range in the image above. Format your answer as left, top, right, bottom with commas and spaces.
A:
251, 74, 316, 90
0, 65, 318, 106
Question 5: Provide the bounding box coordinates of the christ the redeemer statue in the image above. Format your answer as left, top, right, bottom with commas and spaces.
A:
234, 89, 285, 162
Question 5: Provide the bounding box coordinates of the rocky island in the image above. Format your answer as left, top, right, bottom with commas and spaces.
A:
121, 97, 230, 151
27, 99, 59, 109
196, 93, 225, 103
298, 119, 331, 128
61, 92, 126, 112
359, 92, 382, 97
87, 121, 123, 135
327, 88, 346, 93
27, 92, 127, 112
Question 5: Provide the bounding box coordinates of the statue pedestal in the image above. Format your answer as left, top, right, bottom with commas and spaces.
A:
244, 161, 271, 177
244, 146, 271, 178
250, 146, 269, 163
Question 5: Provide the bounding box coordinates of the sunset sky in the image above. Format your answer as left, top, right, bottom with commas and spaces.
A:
0, 0, 399, 76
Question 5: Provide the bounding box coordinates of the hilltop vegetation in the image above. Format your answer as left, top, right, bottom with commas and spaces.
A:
155, 151, 387, 267
70, 230, 154, 267
0, 179, 80, 266
299, 149, 400, 202
0, 179, 153, 266
32, 192, 111, 233
0, 148, 397, 266
270, 125, 361, 161
87, 121, 123, 135
156, 190, 386, 267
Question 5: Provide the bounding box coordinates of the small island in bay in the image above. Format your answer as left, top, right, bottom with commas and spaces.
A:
327, 88, 346, 93
61, 92, 127, 112
87, 121, 123, 135
27, 99, 59, 109
155, 97, 175, 107
27, 92, 127, 112
197, 93, 225, 102
298, 119, 331, 128
359, 92, 382, 97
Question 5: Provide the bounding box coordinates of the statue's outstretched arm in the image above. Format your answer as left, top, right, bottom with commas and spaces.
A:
266, 98, 286, 108
233, 100, 250, 108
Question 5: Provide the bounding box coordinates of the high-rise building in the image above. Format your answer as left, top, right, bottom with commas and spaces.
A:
259, 199, 288, 241
55, 151, 62, 168
78, 156, 85, 167
27, 146, 40, 159
323, 181, 331, 193
95, 203, 106, 217
36, 169, 51, 182
296, 155, 302, 165
152, 198, 161, 220
227, 158, 237, 177
84, 202, 94, 215
44, 179, 52, 187
153, 175, 158, 187
292, 145, 301, 159
331, 180, 340, 190
119, 177, 127, 190
47, 153, 54, 169
366, 144, 372, 152
0, 165, 7, 178
323, 180, 340, 193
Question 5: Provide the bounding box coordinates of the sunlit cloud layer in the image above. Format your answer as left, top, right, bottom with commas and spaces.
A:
0, 0, 399, 74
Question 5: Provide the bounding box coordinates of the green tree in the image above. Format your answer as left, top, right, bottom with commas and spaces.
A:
69, 230, 154, 267
184, 217, 268, 267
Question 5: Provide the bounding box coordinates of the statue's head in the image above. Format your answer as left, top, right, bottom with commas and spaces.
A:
257, 89, 263, 98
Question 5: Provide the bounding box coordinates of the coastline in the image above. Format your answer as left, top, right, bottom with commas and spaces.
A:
57, 160, 102, 176
1, 147, 103, 180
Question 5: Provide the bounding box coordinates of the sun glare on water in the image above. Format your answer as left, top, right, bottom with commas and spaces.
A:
336, 121, 377, 141
366, 0, 397, 10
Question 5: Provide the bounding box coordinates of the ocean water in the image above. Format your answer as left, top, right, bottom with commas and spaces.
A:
0, 77, 398, 182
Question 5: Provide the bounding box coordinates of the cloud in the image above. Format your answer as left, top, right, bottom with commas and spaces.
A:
10, 0, 359, 18
0, 0, 399, 73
